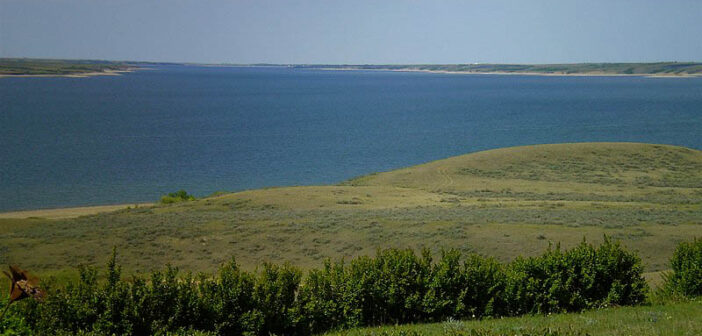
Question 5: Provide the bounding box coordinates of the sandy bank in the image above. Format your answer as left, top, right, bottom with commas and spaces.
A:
0, 203, 153, 220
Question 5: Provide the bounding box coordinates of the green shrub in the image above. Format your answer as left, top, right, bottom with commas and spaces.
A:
4, 239, 648, 336
0, 298, 33, 336
663, 238, 702, 297
160, 190, 196, 204
421, 250, 506, 320
422, 249, 464, 319
253, 263, 302, 335
363, 248, 432, 325
16, 255, 289, 336
21, 267, 102, 334
200, 258, 259, 335
298, 260, 357, 333
504, 237, 647, 315
456, 254, 506, 318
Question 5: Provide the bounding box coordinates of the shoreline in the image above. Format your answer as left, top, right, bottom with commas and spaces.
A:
0, 67, 142, 79
0, 203, 154, 219
313, 67, 702, 78
1, 142, 699, 219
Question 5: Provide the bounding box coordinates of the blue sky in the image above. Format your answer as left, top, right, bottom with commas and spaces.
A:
1, 0, 701, 64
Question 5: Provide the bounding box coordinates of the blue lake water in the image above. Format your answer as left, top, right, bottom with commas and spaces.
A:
1, 66, 702, 211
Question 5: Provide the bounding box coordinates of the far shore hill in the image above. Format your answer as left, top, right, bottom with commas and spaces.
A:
287, 62, 702, 77
0, 58, 148, 78
3, 58, 702, 77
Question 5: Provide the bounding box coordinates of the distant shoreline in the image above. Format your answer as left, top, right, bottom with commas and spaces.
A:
0, 67, 141, 78
313, 67, 702, 78
4, 59, 702, 78
4, 66, 699, 78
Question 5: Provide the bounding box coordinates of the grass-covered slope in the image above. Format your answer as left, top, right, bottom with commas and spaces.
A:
345, 142, 702, 196
325, 300, 702, 336
1, 143, 700, 278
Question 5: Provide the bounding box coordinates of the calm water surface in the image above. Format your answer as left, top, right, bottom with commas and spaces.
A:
1, 66, 701, 211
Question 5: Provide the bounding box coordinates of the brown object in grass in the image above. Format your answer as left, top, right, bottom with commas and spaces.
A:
1, 265, 43, 321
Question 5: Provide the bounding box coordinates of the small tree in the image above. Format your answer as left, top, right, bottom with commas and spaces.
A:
663, 238, 702, 297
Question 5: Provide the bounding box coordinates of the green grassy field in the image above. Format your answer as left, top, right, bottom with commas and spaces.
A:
325, 300, 702, 336
293, 62, 702, 76
0, 143, 700, 283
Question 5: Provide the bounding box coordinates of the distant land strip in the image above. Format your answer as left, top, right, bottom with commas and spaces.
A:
4, 59, 702, 77
0, 58, 141, 77
288, 62, 702, 77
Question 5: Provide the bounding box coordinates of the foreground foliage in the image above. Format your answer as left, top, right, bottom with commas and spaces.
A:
1, 238, 649, 336
663, 238, 702, 297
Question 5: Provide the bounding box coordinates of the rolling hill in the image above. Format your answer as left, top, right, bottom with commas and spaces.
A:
1, 143, 700, 282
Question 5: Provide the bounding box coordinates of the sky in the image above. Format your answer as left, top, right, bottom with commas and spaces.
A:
1, 0, 701, 64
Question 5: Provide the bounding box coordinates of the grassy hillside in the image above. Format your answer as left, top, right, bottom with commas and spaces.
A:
295, 62, 702, 76
1, 143, 700, 280
326, 300, 702, 336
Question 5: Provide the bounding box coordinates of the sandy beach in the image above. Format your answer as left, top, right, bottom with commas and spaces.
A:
0, 203, 153, 219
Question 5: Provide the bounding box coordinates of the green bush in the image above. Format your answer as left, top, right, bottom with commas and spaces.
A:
3, 238, 648, 336
455, 254, 506, 318
422, 249, 464, 320
504, 237, 647, 315
421, 250, 506, 320
663, 238, 702, 297
160, 190, 196, 204
17, 256, 269, 336
252, 263, 302, 335
299, 259, 358, 333
0, 298, 33, 336
200, 258, 259, 335
361, 248, 432, 325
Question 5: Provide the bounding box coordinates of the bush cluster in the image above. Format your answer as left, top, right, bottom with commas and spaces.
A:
9, 238, 646, 336
160, 190, 196, 204
663, 238, 702, 297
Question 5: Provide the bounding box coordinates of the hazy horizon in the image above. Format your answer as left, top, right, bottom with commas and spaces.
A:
5, 58, 702, 66
2, 0, 702, 64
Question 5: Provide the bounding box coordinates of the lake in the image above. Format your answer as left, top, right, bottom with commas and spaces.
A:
1, 65, 701, 211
